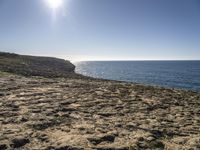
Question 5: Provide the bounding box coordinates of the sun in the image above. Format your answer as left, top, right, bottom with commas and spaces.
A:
46, 0, 63, 10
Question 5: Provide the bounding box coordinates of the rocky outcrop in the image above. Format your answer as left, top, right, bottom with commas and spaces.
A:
0, 52, 75, 77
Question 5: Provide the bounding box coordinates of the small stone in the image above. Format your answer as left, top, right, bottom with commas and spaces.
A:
138, 137, 144, 141
146, 136, 155, 142
87, 134, 115, 145
10, 136, 30, 148
149, 140, 165, 149
0, 92, 5, 96
20, 117, 28, 122
60, 107, 76, 112
0, 143, 7, 150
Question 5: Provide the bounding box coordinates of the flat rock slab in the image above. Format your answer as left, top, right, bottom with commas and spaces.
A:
0, 74, 200, 149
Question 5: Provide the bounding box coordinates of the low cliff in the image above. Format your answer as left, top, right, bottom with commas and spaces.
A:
0, 52, 75, 77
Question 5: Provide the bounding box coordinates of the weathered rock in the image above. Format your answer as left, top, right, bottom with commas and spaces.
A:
0, 52, 75, 77
0, 143, 7, 150
10, 136, 30, 148
0, 92, 5, 96
95, 146, 129, 150
148, 140, 165, 149
0, 72, 200, 149
47, 144, 84, 150
87, 134, 116, 145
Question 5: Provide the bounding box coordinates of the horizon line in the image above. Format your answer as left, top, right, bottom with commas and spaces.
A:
72, 59, 200, 62
1, 51, 199, 62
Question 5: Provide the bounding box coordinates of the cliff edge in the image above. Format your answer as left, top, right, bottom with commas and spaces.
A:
0, 52, 75, 77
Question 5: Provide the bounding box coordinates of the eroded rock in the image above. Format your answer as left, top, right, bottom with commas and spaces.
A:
0, 74, 199, 149
10, 136, 30, 148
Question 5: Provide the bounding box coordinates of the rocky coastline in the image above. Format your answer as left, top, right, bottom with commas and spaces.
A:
0, 52, 200, 150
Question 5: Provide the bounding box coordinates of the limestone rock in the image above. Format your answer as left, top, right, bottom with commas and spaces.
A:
10, 136, 30, 148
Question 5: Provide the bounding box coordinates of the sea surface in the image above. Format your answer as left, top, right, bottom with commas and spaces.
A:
75, 61, 200, 91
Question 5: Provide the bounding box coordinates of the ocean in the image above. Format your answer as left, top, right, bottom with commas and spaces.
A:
75, 61, 200, 91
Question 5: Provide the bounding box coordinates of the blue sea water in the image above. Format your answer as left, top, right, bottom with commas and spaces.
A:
75, 61, 200, 91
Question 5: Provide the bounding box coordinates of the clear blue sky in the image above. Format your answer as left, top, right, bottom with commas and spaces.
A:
0, 0, 200, 61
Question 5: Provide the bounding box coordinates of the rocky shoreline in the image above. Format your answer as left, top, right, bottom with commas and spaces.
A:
1, 72, 200, 150
0, 52, 200, 149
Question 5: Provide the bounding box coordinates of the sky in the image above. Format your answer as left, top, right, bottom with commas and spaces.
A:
0, 0, 200, 61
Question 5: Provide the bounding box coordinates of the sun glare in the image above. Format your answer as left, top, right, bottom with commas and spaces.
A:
46, 0, 63, 10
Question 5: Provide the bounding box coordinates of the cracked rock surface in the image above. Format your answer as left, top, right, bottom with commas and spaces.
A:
0, 74, 200, 149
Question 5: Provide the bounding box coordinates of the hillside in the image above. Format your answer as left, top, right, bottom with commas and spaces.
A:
0, 52, 75, 77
